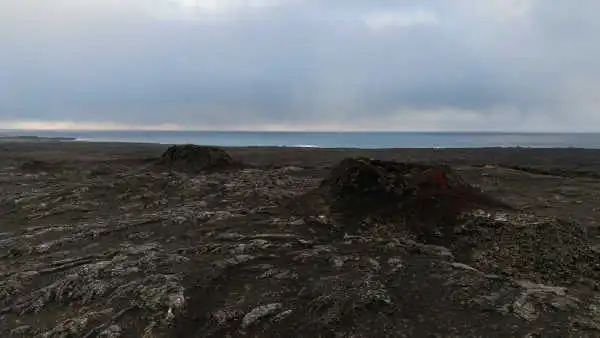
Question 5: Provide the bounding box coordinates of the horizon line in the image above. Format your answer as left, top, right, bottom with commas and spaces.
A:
1, 128, 598, 134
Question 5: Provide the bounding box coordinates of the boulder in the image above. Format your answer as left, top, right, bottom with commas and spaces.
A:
160, 145, 233, 173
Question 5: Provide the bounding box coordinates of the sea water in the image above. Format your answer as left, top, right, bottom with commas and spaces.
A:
3, 130, 600, 149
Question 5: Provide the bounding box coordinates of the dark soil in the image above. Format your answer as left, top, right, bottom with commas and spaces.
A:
1, 142, 600, 337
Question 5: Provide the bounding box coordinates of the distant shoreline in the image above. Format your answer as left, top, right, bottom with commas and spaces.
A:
0, 135, 76, 142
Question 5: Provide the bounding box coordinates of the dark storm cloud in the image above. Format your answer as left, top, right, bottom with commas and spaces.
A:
0, 1, 599, 130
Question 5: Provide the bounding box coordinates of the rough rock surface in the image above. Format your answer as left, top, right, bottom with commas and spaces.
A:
19, 160, 56, 173
294, 158, 511, 240
2, 149, 600, 337
159, 145, 233, 173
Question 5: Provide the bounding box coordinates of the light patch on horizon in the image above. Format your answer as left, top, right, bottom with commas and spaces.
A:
0, 121, 188, 132
5, 104, 596, 132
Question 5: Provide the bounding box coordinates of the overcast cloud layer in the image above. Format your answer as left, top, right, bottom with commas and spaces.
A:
1, 0, 599, 131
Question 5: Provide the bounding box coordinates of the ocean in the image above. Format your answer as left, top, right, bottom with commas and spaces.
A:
2, 130, 600, 149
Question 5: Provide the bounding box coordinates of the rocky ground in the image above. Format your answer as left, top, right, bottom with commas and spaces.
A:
2, 142, 600, 337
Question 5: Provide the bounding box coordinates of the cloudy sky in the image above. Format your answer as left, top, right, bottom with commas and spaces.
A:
1, 0, 598, 131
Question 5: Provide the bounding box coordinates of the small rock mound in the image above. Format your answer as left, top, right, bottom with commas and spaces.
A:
160, 145, 234, 173
300, 158, 510, 237
19, 160, 54, 172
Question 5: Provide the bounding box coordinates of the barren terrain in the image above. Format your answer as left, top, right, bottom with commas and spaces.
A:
2, 142, 600, 337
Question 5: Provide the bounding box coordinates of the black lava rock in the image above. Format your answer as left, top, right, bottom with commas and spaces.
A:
316, 158, 510, 236
160, 144, 233, 173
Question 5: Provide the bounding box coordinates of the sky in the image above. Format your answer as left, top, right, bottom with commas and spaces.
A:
1, 0, 599, 132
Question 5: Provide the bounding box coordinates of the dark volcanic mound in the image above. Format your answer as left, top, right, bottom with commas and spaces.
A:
160, 144, 234, 173
19, 160, 54, 172
296, 158, 511, 238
